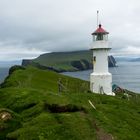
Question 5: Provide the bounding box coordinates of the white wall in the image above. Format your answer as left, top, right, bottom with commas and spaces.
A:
93, 49, 109, 73
90, 73, 113, 95
90, 40, 114, 95
92, 41, 109, 49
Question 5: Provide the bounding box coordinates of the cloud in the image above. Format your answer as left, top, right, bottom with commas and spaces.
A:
0, 0, 140, 60
0, 40, 49, 60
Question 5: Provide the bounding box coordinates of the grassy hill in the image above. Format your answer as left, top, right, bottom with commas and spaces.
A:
22, 50, 116, 72
0, 66, 140, 140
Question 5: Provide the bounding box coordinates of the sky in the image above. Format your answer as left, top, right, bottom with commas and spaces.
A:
0, 0, 140, 61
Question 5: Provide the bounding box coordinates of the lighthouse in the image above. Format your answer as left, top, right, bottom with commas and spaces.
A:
90, 24, 114, 96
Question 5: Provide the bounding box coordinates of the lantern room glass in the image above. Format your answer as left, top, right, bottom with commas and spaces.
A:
93, 34, 108, 41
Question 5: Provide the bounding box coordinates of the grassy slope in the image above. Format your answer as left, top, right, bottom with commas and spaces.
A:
33, 50, 92, 71
0, 67, 140, 140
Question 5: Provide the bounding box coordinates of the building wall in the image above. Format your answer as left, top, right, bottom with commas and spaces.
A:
90, 73, 113, 95
93, 49, 109, 73
92, 41, 109, 49
90, 40, 114, 95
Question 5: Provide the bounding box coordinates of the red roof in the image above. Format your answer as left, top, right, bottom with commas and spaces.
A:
92, 24, 109, 35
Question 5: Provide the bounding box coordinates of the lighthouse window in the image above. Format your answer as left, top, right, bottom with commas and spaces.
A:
103, 34, 108, 41
93, 35, 96, 41
96, 34, 103, 40
93, 56, 96, 61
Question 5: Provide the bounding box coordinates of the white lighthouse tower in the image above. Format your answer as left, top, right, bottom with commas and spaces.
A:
90, 24, 114, 96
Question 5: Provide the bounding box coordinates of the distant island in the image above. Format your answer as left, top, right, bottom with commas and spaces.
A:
115, 56, 140, 62
130, 57, 140, 62
22, 50, 116, 72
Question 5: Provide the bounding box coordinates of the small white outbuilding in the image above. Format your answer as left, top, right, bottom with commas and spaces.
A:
90, 24, 114, 96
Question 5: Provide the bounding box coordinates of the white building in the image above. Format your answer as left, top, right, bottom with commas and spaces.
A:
90, 24, 114, 96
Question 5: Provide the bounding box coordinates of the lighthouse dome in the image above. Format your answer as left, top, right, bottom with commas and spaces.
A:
92, 24, 109, 35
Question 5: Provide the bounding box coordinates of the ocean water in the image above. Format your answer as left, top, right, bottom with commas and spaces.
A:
0, 67, 9, 83
0, 60, 21, 83
62, 61, 140, 93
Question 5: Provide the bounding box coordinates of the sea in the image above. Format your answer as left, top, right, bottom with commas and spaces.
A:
0, 61, 140, 93
0, 67, 9, 83
62, 61, 140, 93
0, 60, 21, 83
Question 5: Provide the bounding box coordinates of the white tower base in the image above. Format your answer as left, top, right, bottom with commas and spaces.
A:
90, 72, 115, 96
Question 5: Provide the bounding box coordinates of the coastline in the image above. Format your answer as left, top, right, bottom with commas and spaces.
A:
62, 62, 140, 94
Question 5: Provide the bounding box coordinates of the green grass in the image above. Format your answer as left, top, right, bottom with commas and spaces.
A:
33, 50, 93, 71
34, 51, 91, 64
0, 67, 140, 140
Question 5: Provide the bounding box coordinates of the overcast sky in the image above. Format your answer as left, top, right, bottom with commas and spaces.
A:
0, 0, 140, 61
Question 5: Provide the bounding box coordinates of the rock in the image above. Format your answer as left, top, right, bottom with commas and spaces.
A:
0, 111, 12, 121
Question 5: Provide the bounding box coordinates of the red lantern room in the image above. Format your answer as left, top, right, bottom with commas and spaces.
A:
92, 24, 109, 41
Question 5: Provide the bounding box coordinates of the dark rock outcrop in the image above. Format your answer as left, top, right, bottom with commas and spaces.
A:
71, 59, 92, 70
108, 55, 116, 67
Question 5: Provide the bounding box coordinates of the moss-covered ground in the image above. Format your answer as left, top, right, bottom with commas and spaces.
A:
0, 67, 140, 140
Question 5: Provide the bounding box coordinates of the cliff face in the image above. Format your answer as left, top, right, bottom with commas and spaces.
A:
108, 55, 116, 67
22, 50, 116, 72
